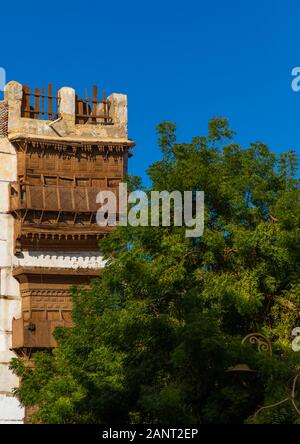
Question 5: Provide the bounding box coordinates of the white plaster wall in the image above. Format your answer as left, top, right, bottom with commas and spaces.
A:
0, 215, 13, 265
0, 328, 12, 355
0, 138, 17, 181
0, 298, 20, 339
0, 140, 17, 212
0, 395, 24, 424
0, 137, 23, 423
0, 269, 20, 297
14, 250, 106, 269
0, 182, 9, 214
0, 350, 20, 390
0, 214, 20, 297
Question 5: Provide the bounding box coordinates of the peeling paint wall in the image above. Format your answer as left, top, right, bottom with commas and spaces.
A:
15, 250, 106, 269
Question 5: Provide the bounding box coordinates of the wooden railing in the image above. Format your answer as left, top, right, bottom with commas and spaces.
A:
20, 84, 112, 124
75, 85, 112, 124
21, 84, 60, 120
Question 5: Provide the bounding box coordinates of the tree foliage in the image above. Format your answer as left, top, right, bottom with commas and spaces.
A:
11, 118, 300, 424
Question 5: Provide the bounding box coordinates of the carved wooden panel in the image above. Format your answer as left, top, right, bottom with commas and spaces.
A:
18, 146, 124, 180
10, 137, 131, 355
12, 318, 72, 351
12, 267, 99, 353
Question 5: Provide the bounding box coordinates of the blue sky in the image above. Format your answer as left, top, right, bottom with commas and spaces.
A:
1, 0, 300, 184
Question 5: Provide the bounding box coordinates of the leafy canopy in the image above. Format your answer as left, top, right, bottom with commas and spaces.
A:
11, 118, 300, 424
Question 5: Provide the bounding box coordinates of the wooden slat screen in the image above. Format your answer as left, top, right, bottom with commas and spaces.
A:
75, 85, 112, 125
21, 84, 60, 120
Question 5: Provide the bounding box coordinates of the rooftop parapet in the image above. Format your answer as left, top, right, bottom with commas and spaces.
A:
2, 81, 129, 142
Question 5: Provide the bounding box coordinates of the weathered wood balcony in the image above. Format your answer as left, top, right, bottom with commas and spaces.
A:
12, 317, 72, 353
10, 182, 118, 213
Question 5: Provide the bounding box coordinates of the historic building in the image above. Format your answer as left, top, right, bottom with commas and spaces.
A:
0, 81, 133, 423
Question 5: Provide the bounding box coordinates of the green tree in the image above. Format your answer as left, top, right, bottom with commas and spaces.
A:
11, 118, 300, 424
